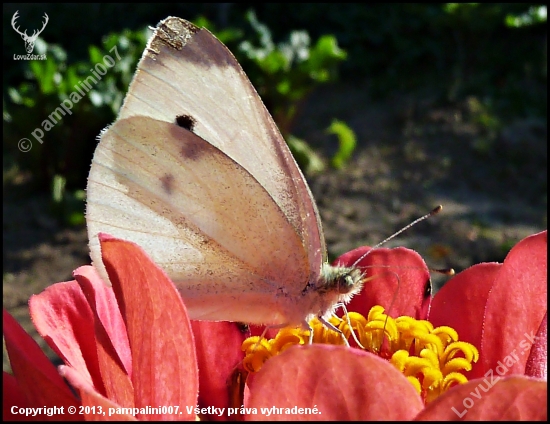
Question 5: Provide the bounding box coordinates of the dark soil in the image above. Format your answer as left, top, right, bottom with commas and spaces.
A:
3, 79, 547, 371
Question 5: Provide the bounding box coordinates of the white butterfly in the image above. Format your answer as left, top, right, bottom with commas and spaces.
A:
86, 17, 363, 331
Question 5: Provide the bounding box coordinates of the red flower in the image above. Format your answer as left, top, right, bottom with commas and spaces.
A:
245, 231, 547, 419
428, 231, 547, 381
4, 234, 204, 420
4, 231, 547, 420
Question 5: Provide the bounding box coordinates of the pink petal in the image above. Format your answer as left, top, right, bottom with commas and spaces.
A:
428, 262, 502, 379
191, 321, 246, 421
74, 266, 131, 374
60, 365, 136, 420
415, 376, 547, 420
74, 265, 134, 408
336, 247, 431, 319
525, 311, 547, 380
3, 310, 80, 418
29, 281, 104, 393
246, 344, 423, 420
481, 231, 547, 377
99, 234, 198, 420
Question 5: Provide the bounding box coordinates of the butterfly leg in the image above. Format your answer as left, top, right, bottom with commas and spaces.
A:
299, 320, 314, 344
317, 315, 350, 347
249, 322, 291, 352
335, 304, 365, 349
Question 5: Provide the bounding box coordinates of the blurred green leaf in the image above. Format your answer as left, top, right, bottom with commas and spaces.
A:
237, 11, 348, 171
51, 174, 66, 204
50, 174, 85, 226
306, 35, 347, 82
193, 16, 243, 44
327, 120, 357, 169
286, 135, 325, 174
505, 5, 547, 28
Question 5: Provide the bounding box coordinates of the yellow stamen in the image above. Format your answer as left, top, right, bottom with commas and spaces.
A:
241, 306, 479, 403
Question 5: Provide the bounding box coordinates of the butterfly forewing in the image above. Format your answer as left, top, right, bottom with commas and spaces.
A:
118, 17, 325, 275
87, 17, 340, 326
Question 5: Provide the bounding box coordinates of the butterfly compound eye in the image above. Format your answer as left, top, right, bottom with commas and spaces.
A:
339, 268, 364, 295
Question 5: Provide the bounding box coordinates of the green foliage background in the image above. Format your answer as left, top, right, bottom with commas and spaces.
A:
3, 4, 547, 226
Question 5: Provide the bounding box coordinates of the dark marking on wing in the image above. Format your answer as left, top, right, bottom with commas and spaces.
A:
176, 114, 196, 132
166, 122, 207, 161
160, 173, 175, 195
148, 18, 199, 54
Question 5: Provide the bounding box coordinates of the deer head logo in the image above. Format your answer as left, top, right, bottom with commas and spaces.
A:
11, 11, 49, 54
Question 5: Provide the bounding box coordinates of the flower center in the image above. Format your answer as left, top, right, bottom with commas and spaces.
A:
241, 305, 479, 403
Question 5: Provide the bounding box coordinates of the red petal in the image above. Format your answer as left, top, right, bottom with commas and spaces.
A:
525, 311, 547, 380
99, 235, 198, 420
191, 321, 246, 421
428, 262, 502, 379
415, 376, 547, 420
481, 231, 547, 376
336, 247, 431, 319
60, 366, 136, 420
74, 265, 134, 408
246, 344, 423, 420
29, 281, 104, 393
3, 372, 28, 420
3, 310, 80, 418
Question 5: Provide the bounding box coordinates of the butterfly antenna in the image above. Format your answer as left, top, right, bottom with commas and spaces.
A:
430, 267, 455, 276
373, 205, 442, 250
352, 205, 443, 268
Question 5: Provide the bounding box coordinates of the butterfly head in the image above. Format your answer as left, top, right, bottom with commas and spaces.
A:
316, 263, 364, 301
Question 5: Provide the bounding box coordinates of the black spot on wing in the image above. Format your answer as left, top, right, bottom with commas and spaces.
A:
176, 114, 196, 132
